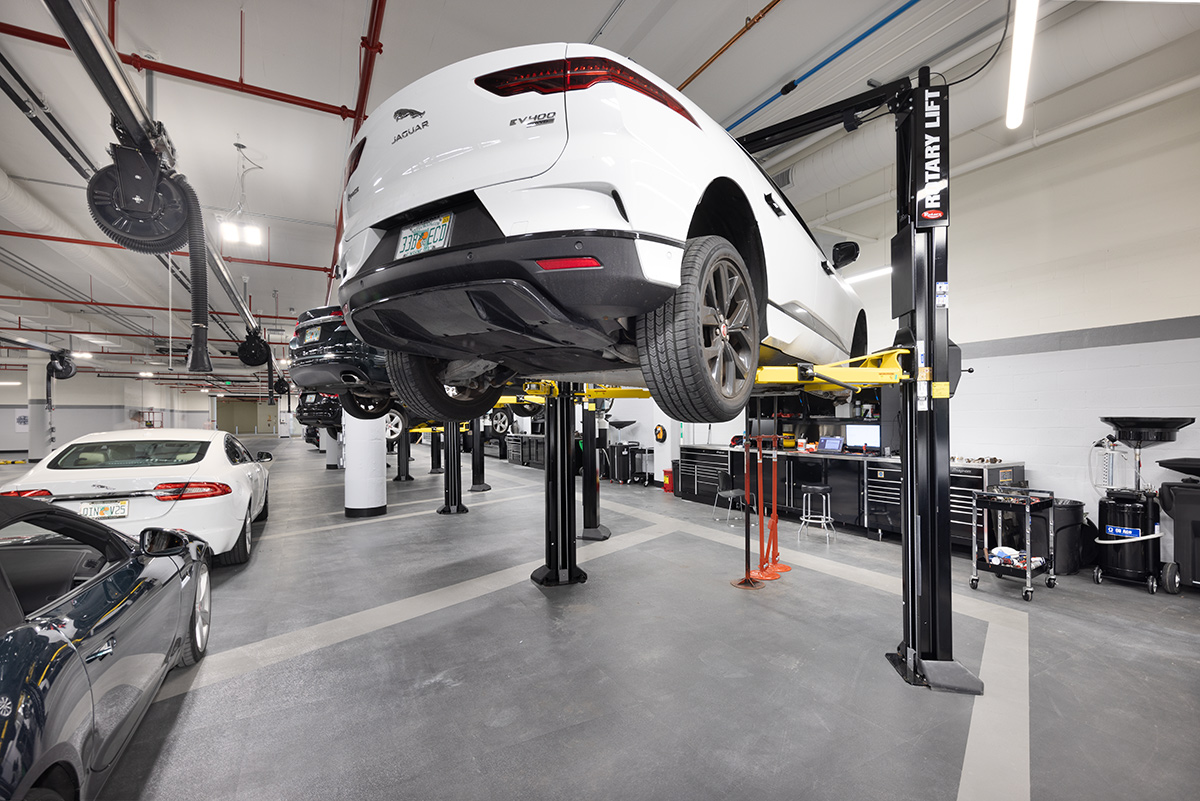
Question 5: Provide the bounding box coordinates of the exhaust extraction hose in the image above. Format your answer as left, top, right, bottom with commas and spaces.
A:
178, 175, 212, 372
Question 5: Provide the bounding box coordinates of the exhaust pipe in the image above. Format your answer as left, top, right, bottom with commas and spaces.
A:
341, 371, 364, 385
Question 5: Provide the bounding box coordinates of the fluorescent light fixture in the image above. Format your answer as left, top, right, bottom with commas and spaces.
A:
71, 351, 93, 359
220, 221, 240, 242
242, 225, 262, 246
79, 335, 117, 345
1006, 0, 1040, 129
216, 393, 226, 398
846, 266, 893, 285
200, 388, 209, 393
0, 381, 21, 386
139, 371, 154, 377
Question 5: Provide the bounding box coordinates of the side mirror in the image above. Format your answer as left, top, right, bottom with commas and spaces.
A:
139, 527, 189, 557
832, 241, 860, 270
255, 451, 273, 463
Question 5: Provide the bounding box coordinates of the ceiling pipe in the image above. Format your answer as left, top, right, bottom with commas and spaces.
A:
0, 21, 353, 119
761, 2, 1015, 172
813, 72, 1200, 228
677, 0, 782, 91
328, 0, 388, 300
780, 1, 1200, 207
0, 294, 295, 321
0, 229, 328, 273
0, 165, 161, 308
0, 326, 249, 345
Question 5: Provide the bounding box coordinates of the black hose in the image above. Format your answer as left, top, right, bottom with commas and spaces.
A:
176, 175, 212, 372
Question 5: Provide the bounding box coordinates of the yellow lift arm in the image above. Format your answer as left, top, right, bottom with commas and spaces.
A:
755, 348, 910, 393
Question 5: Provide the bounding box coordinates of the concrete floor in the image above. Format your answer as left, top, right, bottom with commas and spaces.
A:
5, 436, 1198, 800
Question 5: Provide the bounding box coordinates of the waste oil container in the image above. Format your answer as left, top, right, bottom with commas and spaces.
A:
1032, 499, 1085, 575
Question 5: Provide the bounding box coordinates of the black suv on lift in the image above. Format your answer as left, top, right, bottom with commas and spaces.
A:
294, 391, 343, 434
289, 305, 395, 420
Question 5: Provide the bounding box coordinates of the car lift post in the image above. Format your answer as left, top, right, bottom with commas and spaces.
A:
393, 420, 414, 482
437, 424, 468, 515
581, 396, 611, 541
469, 418, 490, 492
531, 382, 587, 586
428, 430, 444, 474
738, 67, 981, 694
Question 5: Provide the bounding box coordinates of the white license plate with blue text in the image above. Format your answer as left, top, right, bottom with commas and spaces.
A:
80, 500, 128, 519
396, 213, 452, 260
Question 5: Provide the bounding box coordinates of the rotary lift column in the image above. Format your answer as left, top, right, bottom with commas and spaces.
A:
885, 69, 981, 695
437, 424, 468, 515
581, 397, 611, 541
393, 416, 414, 482
469, 417, 490, 492
428, 429, 444, 474
532, 383, 587, 586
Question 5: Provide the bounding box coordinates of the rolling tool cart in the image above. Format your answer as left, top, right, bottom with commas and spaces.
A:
631, 447, 655, 486
1159, 458, 1200, 591
970, 487, 1056, 602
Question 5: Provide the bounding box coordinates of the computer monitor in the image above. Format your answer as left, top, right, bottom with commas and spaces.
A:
845, 425, 881, 450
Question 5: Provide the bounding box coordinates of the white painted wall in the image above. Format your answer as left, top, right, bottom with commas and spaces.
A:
0, 371, 212, 454
848, 88, 1200, 539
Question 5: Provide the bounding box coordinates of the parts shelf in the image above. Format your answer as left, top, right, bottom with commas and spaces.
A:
970, 488, 1058, 602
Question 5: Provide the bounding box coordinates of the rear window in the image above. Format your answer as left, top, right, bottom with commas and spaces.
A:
47, 440, 210, 470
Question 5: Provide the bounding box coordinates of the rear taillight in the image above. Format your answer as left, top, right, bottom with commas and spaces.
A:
153, 482, 232, 502
345, 138, 367, 187
536, 257, 602, 271
475, 57, 698, 127
0, 489, 52, 498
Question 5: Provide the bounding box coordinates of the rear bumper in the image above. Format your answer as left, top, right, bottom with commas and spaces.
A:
340, 230, 679, 373
290, 348, 389, 395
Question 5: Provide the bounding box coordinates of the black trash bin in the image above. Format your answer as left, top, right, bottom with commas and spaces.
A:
1031, 498, 1085, 575
671, 459, 681, 497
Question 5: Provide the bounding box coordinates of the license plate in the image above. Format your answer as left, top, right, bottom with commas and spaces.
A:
396, 213, 452, 260
80, 500, 128, 520
304, 326, 321, 343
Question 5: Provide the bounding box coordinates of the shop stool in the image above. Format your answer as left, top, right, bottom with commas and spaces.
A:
798, 483, 835, 543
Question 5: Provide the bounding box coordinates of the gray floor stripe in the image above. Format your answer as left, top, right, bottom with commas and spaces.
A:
599, 499, 1032, 801
255, 491, 543, 542
155, 521, 674, 702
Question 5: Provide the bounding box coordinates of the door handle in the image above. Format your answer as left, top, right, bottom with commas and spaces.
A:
85, 637, 117, 664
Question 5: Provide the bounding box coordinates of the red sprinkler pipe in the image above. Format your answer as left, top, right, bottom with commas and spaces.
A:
329, 0, 389, 296
108, 0, 116, 46
0, 229, 327, 273
0, 21, 353, 119
0, 294, 296, 321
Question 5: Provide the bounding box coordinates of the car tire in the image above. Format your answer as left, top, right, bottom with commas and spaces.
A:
383, 409, 407, 448
176, 558, 211, 667
216, 510, 253, 566
23, 789, 67, 801
489, 407, 513, 437
638, 235, 759, 423
340, 392, 393, 420
254, 489, 269, 522
385, 351, 505, 422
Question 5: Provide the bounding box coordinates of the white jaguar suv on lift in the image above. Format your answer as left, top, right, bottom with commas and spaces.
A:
338, 43, 866, 423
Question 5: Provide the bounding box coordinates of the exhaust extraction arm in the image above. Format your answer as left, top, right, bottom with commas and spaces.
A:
40, 0, 267, 373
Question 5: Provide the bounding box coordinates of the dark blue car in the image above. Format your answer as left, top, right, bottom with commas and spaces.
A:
0, 497, 211, 801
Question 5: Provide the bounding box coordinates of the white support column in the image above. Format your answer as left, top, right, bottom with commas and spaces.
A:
321, 424, 343, 470
343, 412, 386, 518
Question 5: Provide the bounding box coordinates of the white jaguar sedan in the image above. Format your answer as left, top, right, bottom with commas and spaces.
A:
0, 429, 269, 566
338, 42, 866, 423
